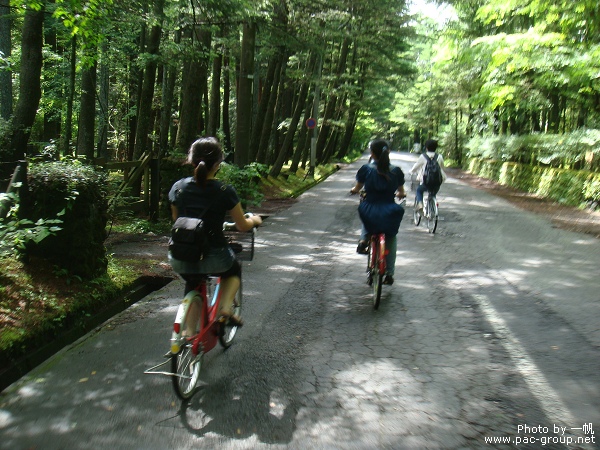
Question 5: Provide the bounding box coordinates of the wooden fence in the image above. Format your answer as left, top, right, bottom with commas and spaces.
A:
97, 152, 161, 219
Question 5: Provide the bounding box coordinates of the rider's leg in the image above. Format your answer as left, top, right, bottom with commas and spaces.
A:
416, 184, 426, 209
357, 222, 369, 254
218, 275, 240, 316
384, 235, 397, 277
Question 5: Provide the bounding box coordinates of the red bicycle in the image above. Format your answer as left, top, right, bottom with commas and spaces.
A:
366, 232, 387, 310
145, 221, 255, 400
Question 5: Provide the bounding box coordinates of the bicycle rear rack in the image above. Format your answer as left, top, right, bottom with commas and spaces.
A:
144, 345, 202, 379
144, 358, 181, 378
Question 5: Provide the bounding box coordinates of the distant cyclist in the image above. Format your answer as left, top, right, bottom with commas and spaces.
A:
350, 139, 405, 285
409, 139, 447, 211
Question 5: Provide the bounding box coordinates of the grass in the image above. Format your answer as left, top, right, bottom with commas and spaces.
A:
0, 254, 143, 363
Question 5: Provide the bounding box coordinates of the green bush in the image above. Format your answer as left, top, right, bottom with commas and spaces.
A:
467, 158, 600, 207
465, 130, 600, 169
27, 161, 109, 279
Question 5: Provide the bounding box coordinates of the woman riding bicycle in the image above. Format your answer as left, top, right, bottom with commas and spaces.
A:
168, 137, 262, 328
350, 139, 405, 285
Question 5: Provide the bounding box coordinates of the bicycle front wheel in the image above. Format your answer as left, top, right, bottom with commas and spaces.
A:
219, 280, 242, 348
427, 196, 438, 234
413, 199, 421, 226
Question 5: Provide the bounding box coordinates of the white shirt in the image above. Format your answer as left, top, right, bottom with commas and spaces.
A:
409, 151, 447, 184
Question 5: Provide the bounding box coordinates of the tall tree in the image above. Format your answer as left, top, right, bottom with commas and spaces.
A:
9, 5, 45, 161
0, 0, 11, 121
234, 20, 256, 167
133, 0, 165, 160
76, 61, 96, 159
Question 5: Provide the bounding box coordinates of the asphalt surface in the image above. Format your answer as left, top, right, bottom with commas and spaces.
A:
1, 152, 599, 449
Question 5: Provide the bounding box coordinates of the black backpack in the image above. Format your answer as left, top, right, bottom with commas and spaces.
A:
423, 153, 443, 192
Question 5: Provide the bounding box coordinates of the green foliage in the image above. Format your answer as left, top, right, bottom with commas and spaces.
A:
465, 130, 600, 169
0, 190, 63, 258
110, 217, 172, 235
467, 158, 600, 206
218, 162, 269, 207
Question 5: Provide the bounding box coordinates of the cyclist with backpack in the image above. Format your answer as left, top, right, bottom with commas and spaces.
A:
409, 139, 447, 211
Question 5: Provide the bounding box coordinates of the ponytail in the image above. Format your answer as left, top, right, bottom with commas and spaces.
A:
369, 139, 391, 175
377, 148, 391, 174
194, 161, 208, 187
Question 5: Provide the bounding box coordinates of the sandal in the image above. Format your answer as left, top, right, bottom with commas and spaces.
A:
356, 241, 369, 255
222, 314, 244, 327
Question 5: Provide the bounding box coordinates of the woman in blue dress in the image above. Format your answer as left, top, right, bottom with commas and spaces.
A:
350, 139, 405, 285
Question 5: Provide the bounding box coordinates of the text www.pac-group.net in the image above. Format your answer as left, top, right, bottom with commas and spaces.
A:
484, 423, 595, 446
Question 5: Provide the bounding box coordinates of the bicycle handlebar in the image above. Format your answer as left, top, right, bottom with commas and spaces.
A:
223, 212, 257, 231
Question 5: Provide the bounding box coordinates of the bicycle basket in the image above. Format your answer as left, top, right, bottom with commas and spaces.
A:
224, 229, 255, 261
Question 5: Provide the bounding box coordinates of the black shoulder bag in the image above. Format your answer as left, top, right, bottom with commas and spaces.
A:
168, 194, 215, 263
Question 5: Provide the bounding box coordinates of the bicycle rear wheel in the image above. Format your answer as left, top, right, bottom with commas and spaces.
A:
219, 281, 242, 348
413, 199, 421, 226
372, 236, 384, 310
372, 264, 383, 310
171, 294, 203, 400
426, 196, 438, 234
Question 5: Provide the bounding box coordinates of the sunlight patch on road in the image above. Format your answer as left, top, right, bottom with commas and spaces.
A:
473, 293, 578, 427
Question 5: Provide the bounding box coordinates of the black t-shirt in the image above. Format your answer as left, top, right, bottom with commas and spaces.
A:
168, 177, 240, 247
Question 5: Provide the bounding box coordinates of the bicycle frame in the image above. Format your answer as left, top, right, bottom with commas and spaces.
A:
170, 276, 221, 357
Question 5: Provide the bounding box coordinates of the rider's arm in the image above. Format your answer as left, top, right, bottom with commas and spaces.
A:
228, 202, 262, 231
437, 154, 448, 182
350, 181, 364, 195
171, 205, 178, 221
409, 156, 424, 175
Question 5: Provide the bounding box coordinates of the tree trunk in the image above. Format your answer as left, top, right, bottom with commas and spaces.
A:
316, 37, 350, 164
222, 53, 232, 155
290, 99, 313, 172
43, 4, 60, 146
127, 24, 146, 161
176, 28, 211, 153
76, 62, 97, 159
207, 39, 223, 136
61, 36, 76, 156
133, 0, 165, 160
249, 54, 279, 161
96, 45, 109, 160
159, 26, 181, 158
255, 56, 283, 164
0, 0, 11, 120
270, 53, 315, 177
9, 6, 44, 161
234, 21, 256, 167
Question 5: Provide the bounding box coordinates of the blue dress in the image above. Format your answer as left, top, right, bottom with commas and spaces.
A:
356, 163, 405, 237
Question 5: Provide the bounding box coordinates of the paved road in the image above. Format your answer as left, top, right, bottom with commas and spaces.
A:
1, 152, 599, 449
